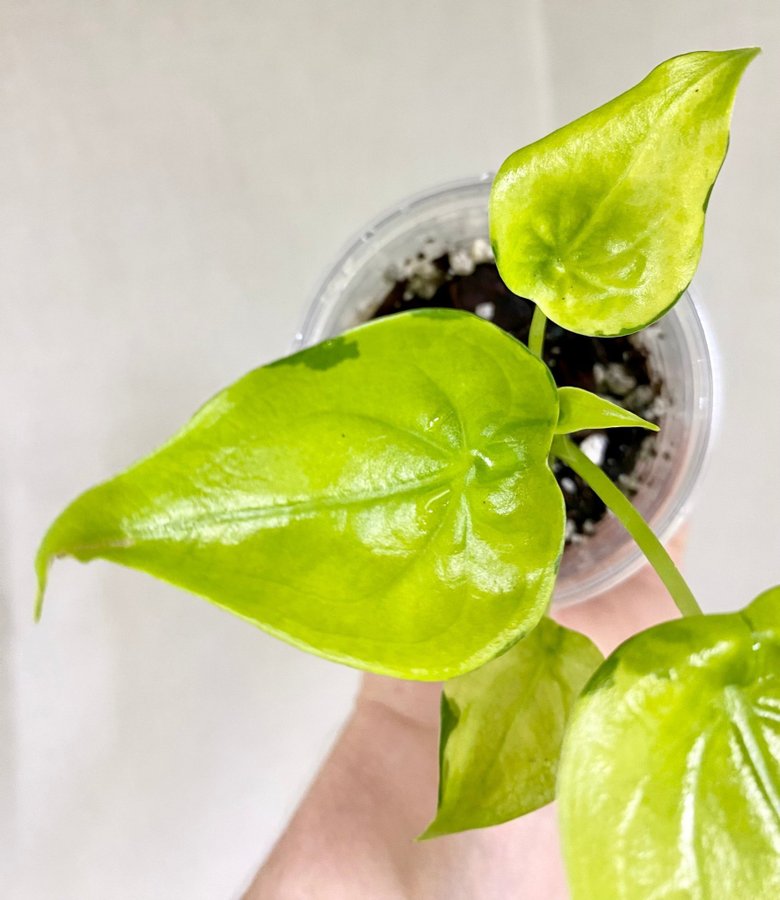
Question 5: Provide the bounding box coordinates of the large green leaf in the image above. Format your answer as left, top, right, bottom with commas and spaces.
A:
491, 49, 758, 336
559, 586, 780, 899
421, 617, 602, 838
36, 310, 565, 680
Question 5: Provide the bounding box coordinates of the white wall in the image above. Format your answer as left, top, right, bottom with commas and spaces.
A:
2, 2, 779, 897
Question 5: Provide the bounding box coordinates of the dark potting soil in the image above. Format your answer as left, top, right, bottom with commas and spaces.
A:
369, 242, 663, 544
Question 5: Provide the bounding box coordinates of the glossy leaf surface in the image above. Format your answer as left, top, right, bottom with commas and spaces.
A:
422, 618, 602, 838
491, 49, 758, 336
555, 386, 658, 434
559, 587, 780, 899
36, 310, 565, 680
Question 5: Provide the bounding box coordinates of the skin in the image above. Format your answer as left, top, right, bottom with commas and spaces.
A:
245, 531, 686, 900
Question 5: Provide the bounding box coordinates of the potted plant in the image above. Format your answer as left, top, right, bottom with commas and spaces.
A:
35, 48, 778, 897
296, 176, 714, 607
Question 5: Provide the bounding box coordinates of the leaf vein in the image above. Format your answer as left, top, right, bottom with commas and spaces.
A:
565, 56, 737, 255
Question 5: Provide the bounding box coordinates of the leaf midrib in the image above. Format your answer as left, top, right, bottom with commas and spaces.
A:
564, 56, 735, 258
73, 459, 471, 553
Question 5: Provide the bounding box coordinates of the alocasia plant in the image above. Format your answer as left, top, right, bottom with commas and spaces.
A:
36, 47, 777, 897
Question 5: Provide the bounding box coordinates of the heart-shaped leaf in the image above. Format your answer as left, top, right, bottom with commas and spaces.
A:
559, 586, 780, 899
491, 49, 758, 336
422, 617, 602, 838
36, 310, 565, 680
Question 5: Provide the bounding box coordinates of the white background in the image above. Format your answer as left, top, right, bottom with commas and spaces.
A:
3, 2, 780, 897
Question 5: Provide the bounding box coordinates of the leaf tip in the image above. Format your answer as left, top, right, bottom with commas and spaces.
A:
415, 820, 443, 842
34, 552, 49, 622
719, 46, 761, 77
33, 518, 65, 622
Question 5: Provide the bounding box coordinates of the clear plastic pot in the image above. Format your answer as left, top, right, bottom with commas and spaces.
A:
295, 176, 715, 607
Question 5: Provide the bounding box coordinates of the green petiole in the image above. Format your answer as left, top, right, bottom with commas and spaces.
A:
551, 435, 703, 618
528, 305, 547, 358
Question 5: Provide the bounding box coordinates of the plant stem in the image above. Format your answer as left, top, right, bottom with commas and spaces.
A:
551, 435, 703, 617
528, 305, 547, 358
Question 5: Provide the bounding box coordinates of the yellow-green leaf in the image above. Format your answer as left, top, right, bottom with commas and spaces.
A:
421, 618, 602, 838
36, 310, 565, 680
559, 586, 780, 899
491, 49, 758, 336
555, 386, 658, 434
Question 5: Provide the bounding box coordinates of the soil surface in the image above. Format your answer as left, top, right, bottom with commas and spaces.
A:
370, 241, 663, 543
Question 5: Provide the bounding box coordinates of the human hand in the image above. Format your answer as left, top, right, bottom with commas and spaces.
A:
249, 529, 688, 899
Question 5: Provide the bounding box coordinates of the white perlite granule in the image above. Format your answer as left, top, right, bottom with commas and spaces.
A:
449, 247, 476, 276
580, 433, 609, 467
